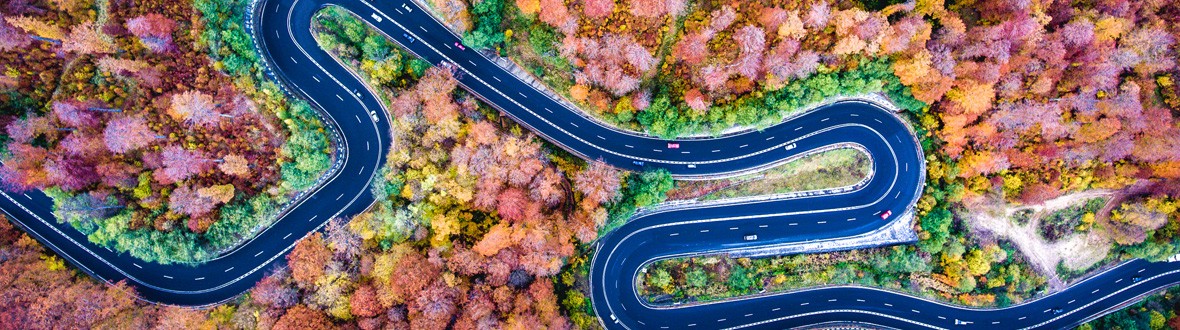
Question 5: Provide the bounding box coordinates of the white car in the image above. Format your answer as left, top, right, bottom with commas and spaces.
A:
785, 143, 796, 150
371, 13, 383, 22
743, 234, 757, 241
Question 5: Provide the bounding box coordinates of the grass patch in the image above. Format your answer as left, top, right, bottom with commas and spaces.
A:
671, 148, 871, 202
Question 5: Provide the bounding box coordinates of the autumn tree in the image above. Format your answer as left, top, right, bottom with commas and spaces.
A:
169, 90, 220, 127
103, 116, 156, 153
125, 13, 176, 52
288, 233, 332, 287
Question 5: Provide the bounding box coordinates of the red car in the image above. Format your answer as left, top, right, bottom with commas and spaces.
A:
667, 143, 680, 149
454, 42, 466, 51
880, 210, 892, 220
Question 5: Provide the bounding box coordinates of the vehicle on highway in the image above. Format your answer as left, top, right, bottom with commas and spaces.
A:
371, 13, 383, 22
954, 319, 972, 325
632, 160, 644, 166
667, 142, 680, 149
1052, 308, 1065, 315
880, 210, 892, 220
743, 234, 758, 241
454, 42, 466, 50
1133, 276, 1142, 283
686, 164, 696, 168
401, 3, 412, 11
785, 143, 796, 150
402, 33, 414, 43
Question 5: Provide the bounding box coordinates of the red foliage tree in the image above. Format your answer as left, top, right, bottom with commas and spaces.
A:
349, 283, 383, 318
287, 233, 331, 287
496, 187, 529, 223
273, 305, 333, 330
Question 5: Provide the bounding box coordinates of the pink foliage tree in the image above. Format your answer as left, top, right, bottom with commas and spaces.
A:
169, 185, 216, 217
581, 0, 614, 18
103, 115, 156, 153
125, 13, 176, 52
153, 145, 210, 184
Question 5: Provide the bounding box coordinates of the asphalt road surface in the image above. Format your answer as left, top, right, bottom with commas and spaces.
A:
0, 0, 1177, 328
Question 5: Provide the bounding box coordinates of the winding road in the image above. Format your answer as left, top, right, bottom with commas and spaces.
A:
0, 0, 1177, 328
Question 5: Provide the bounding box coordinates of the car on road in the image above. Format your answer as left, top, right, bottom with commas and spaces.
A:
401, 3, 412, 12
743, 234, 758, 241
632, 160, 644, 166
667, 142, 680, 149
785, 143, 796, 150
880, 210, 892, 220
1052, 308, 1065, 315
454, 42, 466, 50
1133, 276, 1143, 283
371, 13, 383, 22
686, 164, 696, 168
954, 319, 971, 325
402, 33, 414, 43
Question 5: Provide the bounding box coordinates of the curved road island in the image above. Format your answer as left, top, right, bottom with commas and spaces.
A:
0, 0, 1177, 328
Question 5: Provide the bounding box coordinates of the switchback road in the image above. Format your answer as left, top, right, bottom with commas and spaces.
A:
0, 0, 1177, 328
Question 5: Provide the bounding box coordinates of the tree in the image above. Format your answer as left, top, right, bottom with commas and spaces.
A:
197, 184, 236, 204
273, 305, 333, 330
496, 187, 529, 222
169, 185, 216, 217
409, 281, 459, 330
288, 233, 331, 286
218, 154, 250, 176
686, 268, 707, 288
464, 0, 506, 49
473, 223, 513, 256
575, 161, 621, 207
350, 283, 383, 318
538, 0, 572, 33
389, 250, 440, 303
125, 13, 176, 52
61, 21, 115, 54
0, 18, 32, 50
169, 90, 219, 127
103, 116, 156, 153
582, 0, 614, 18
5, 16, 65, 41
251, 271, 298, 309
154, 145, 210, 184
683, 88, 708, 111
672, 32, 709, 65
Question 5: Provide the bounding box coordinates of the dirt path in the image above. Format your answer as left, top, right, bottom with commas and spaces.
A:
967, 190, 1114, 289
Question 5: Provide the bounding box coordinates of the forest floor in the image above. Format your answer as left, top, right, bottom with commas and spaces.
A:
967, 190, 1115, 289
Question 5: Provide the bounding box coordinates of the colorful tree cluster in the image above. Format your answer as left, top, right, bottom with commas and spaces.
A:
0, 0, 333, 264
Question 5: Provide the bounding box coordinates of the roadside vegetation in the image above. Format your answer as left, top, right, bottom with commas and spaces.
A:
1080, 285, 1180, 330
668, 148, 869, 202
0, 0, 332, 264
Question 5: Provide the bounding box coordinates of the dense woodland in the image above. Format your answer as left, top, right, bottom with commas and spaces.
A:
0, 0, 332, 264
1, 0, 1179, 328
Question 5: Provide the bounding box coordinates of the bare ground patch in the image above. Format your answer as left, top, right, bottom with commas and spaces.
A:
966, 190, 1114, 289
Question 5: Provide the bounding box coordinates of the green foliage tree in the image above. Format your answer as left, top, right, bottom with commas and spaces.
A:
463, 0, 506, 49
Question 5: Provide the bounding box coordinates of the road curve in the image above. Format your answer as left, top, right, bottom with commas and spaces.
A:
0, 0, 1176, 328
